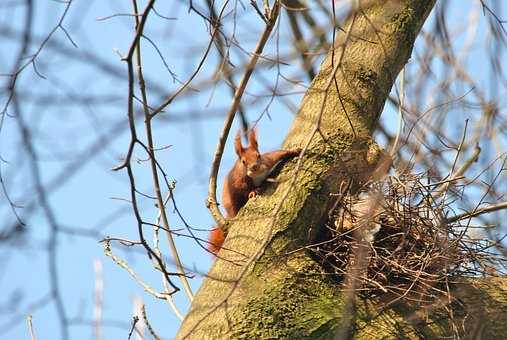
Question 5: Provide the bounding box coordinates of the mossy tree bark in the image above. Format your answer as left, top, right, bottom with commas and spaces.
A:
178, 1, 507, 338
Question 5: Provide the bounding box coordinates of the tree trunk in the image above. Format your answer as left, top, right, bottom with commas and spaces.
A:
177, 1, 507, 338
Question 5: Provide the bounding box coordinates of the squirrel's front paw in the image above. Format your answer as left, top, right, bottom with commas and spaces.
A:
248, 188, 262, 199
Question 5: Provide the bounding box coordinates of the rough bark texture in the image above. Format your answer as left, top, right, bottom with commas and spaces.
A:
178, 1, 507, 338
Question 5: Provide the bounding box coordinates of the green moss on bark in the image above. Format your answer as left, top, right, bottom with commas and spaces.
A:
231, 256, 342, 339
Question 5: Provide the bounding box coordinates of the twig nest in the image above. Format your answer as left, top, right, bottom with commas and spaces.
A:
314, 173, 491, 305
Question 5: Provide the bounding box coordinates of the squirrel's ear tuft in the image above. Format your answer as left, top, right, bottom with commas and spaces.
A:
234, 131, 244, 157
248, 128, 258, 150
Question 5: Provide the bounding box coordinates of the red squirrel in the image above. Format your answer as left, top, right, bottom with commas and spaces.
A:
208, 129, 300, 254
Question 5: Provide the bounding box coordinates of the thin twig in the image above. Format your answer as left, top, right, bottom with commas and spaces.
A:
207, 0, 282, 226
153, 192, 185, 320
103, 240, 177, 299
127, 316, 139, 340
132, 0, 194, 302
448, 201, 507, 223
141, 304, 162, 340
26, 315, 36, 340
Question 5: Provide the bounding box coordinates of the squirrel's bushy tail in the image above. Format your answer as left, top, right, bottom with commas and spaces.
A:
208, 227, 225, 255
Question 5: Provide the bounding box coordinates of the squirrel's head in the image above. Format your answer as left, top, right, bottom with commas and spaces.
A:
235, 129, 262, 178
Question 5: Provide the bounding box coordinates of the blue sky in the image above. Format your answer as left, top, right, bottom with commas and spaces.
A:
1, 1, 506, 339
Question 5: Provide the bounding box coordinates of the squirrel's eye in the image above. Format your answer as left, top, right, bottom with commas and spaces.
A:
242, 159, 246, 164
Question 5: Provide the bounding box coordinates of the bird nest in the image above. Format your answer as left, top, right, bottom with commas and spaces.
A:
312, 173, 505, 306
